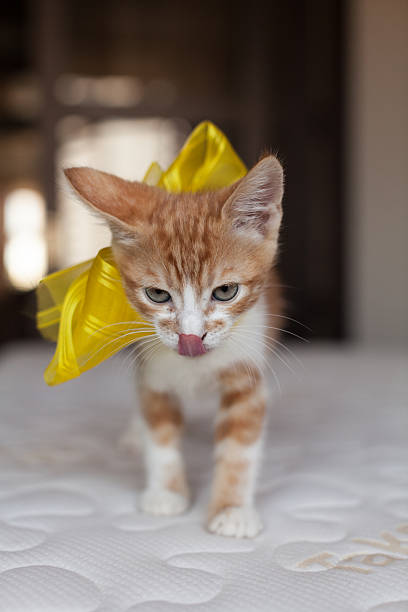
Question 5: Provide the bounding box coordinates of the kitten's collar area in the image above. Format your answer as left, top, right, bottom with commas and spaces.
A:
178, 334, 207, 357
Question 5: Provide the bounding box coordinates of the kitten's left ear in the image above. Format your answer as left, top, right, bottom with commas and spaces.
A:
63, 167, 153, 227
63, 166, 164, 245
223, 155, 284, 239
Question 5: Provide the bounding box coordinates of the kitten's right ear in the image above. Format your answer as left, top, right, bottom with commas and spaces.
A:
222, 155, 284, 241
63, 167, 158, 232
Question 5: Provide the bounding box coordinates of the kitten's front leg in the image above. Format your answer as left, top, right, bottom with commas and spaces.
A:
139, 386, 189, 516
208, 362, 265, 538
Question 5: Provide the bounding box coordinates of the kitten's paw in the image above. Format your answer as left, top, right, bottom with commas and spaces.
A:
208, 506, 263, 538
139, 489, 189, 516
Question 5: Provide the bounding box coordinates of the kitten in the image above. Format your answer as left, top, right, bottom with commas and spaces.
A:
64, 154, 284, 538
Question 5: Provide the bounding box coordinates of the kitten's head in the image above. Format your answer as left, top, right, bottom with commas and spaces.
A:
64, 155, 284, 356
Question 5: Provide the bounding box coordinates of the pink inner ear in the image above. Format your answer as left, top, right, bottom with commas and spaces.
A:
222, 155, 284, 235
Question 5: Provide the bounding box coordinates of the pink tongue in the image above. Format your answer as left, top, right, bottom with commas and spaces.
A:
178, 334, 206, 357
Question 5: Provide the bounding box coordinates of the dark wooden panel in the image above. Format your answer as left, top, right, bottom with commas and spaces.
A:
263, 0, 345, 338
0, 0, 345, 343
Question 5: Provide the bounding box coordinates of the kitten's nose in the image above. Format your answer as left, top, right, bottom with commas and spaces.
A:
178, 334, 206, 357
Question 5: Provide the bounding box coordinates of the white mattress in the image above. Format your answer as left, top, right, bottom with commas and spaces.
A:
0, 342, 407, 612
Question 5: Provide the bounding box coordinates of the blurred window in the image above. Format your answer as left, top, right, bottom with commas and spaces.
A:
4, 188, 47, 290
56, 117, 189, 267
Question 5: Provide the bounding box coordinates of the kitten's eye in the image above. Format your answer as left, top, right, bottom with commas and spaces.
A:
212, 283, 239, 302
145, 287, 171, 303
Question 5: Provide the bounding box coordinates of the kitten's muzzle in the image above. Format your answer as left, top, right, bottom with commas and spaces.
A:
178, 334, 207, 357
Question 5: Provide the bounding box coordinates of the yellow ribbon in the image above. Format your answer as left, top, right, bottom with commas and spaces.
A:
37, 121, 247, 385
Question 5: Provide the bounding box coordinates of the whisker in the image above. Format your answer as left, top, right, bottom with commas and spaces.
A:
245, 359, 257, 389
237, 324, 309, 343
119, 336, 161, 375
235, 328, 305, 371
91, 335, 150, 368
264, 313, 312, 331
90, 327, 156, 342
127, 339, 163, 373
230, 334, 282, 396
85, 320, 154, 339
139, 341, 162, 364
83, 330, 157, 366
235, 331, 296, 376
263, 338, 305, 372
120, 344, 140, 376
242, 338, 282, 396
262, 336, 305, 371
254, 336, 296, 376
84, 328, 157, 365
233, 356, 256, 389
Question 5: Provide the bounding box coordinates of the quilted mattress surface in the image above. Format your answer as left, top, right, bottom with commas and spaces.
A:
0, 342, 407, 612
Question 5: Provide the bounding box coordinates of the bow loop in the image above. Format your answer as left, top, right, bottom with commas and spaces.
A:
37, 121, 247, 385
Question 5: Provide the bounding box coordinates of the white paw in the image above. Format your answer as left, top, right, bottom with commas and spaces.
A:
208, 506, 263, 538
139, 489, 189, 516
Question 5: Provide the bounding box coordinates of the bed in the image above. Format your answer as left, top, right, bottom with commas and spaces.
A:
0, 342, 407, 611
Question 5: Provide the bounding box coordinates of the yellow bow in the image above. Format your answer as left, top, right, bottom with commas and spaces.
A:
37, 121, 247, 385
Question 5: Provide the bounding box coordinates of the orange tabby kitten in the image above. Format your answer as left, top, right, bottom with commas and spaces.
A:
64, 154, 283, 538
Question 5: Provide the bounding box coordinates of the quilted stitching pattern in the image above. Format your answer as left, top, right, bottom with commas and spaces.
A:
0, 344, 407, 611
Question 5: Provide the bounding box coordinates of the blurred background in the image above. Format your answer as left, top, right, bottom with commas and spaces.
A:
0, 0, 406, 348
